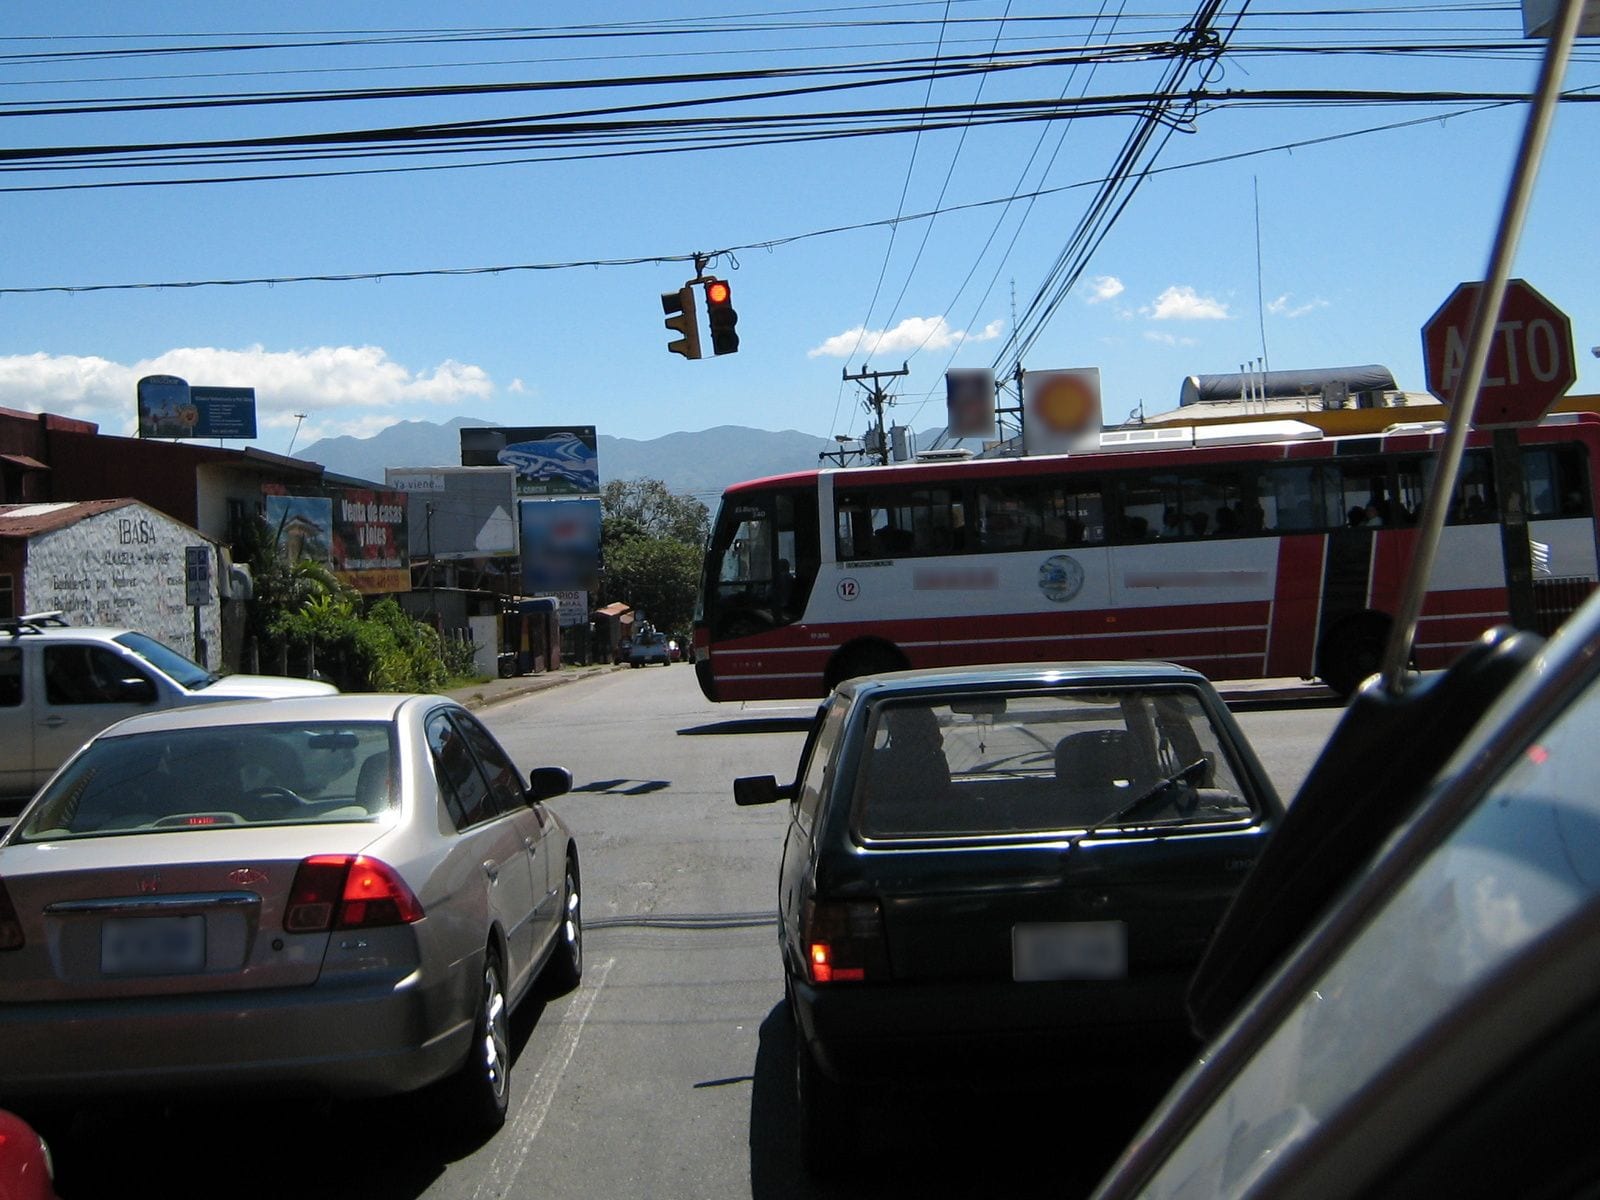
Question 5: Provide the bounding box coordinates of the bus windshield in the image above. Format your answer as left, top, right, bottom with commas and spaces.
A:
702, 484, 818, 640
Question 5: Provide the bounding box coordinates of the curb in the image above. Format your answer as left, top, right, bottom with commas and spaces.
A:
449, 663, 632, 711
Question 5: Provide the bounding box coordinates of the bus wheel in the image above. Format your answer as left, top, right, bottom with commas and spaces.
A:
824, 642, 907, 692
1319, 615, 1390, 699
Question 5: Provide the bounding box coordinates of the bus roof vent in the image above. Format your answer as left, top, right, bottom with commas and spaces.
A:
914, 447, 975, 462
1097, 426, 1194, 453
1191, 420, 1324, 447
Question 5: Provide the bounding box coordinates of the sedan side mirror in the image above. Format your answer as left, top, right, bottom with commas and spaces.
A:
734, 775, 795, 807
528, 765, 573, 803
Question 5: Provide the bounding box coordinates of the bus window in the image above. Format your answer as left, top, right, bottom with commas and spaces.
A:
1523, 445, 1589, 517
1431, 450, 1499, 523
975, 479, 1104, 551
836, 486, 964, 560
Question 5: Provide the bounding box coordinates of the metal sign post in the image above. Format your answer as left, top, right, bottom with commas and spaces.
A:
185, 545, 212, 668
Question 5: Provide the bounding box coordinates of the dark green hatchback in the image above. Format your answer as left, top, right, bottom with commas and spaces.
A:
735, 661, 1283, 1173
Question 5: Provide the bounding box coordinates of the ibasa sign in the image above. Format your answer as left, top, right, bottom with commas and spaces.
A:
1421, 278, 1575, 427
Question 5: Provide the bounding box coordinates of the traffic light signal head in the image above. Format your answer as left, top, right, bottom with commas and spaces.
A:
704, 279, 739, 356
661, 286, 702, 360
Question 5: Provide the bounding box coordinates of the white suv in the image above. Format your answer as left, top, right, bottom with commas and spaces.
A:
0, 612, 336, 799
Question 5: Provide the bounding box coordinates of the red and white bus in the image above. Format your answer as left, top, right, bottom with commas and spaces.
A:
693, 413, 1600, 701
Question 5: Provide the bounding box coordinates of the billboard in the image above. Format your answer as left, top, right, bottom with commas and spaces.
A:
945, 369, 997, 438
519, 498, 601, 592
329, 487, 411, 594
137, 375, 258, 439
1022, 368, 1103, 456
264, 486, 410, 594
460, 425, 600, 495
385, 466, 518, 560
263, 493, 333, 564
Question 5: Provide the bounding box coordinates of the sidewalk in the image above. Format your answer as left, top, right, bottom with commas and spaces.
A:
444, 662, 633, 711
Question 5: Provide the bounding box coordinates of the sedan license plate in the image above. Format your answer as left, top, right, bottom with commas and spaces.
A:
1013, 921, 1127, 982
101, 915, 206, 976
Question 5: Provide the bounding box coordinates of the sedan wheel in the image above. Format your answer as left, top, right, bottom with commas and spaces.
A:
541, 858, 584, 994
451, 948, 512, 1133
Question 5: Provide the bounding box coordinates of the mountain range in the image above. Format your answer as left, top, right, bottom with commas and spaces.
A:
297, 416, 946, 498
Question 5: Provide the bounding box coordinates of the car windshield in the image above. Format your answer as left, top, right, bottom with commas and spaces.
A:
855, 686, 1252, 839
13, 721, 398, 841
114, 631, 217, 690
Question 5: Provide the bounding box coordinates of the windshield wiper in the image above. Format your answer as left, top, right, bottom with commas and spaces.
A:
1071, 758, 1209, 843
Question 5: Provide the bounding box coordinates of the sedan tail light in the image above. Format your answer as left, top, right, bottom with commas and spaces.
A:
802, 899, 888, 984
285, 855, 424, 933
0, 876, 22, 950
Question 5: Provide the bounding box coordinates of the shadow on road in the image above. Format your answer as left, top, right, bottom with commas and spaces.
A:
747, 1001, 1169, 1200
678, 717, 817, 736
38, 990, 560, 1199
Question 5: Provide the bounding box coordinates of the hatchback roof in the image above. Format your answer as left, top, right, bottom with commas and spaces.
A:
837, 660, 1208, 701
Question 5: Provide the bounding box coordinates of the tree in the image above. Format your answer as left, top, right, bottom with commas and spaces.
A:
600, 537, 702, 634
601, 479, 709, 547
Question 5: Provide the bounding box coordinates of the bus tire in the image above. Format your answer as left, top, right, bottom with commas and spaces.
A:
1318, 614, 1390, 699
823, 641, 907, 693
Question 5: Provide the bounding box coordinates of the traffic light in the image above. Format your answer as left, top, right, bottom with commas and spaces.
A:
704, 278, 739, 356
661, 286, 701, 360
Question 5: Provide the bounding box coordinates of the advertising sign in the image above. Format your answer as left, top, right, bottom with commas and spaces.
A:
945, 369, 997, 438
137, 376, 258, 439
461, 426, 600, 495
265, 487, 410, 594
552, 589, 590, 628
385, 466, 518, 559
519, 498, 601, 592
263, 493, 333, 564
1023, 368, 1103, 456
330, 487, 411, 594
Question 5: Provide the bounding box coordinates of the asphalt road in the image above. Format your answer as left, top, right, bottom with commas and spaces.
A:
36, 667, 1342, 1199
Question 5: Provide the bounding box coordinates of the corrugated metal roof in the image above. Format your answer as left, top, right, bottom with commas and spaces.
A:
0, 498, 139, 539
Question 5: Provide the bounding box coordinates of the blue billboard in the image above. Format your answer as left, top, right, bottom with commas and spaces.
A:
137, 375, 257, 439
460, 425, 599, 496
519, 497, 602, 592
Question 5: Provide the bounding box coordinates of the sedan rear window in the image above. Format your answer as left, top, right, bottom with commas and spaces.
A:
855, 688, 1254, 839
14, 722, 397, 841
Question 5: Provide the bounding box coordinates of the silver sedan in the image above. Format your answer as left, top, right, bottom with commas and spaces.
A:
0, 693, 582, 1134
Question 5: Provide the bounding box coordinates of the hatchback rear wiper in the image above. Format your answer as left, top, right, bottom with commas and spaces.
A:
1074, 758, 1210, 841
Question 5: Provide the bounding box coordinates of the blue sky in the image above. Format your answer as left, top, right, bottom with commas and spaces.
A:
1, 2, 1595, 458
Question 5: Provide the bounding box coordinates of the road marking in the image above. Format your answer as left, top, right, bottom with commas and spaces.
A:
474, 955, 614, 1200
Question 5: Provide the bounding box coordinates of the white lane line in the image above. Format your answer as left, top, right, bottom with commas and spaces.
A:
475, 955, 615, 1200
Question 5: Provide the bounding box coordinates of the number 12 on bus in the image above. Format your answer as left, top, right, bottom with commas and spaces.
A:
693, 415, 1600, 701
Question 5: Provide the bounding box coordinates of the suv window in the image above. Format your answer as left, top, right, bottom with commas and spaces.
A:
0, 646, 20, 707
43, 644, 149, 706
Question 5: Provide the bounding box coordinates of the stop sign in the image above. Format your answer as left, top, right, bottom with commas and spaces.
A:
1422, 278, 1575, 426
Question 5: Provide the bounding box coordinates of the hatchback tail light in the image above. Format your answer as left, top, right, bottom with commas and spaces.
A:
802, 899, 888, 984
0, 876, 22, 951
285, 855, 423, 933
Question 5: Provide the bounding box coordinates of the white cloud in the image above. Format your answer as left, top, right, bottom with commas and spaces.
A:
1086, 275, 1125, 304
1267, 293, 1328, 319
1144, 286, 1230, 321
508, 377, 528, 394
1143, 331, 1199, 348
0, 344, 497, 439
808, 315, 1003, 359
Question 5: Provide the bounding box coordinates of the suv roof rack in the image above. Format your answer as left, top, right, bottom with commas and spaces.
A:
0, 610, 71, 636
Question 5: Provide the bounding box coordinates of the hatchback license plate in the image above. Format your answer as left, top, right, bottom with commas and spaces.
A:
1013, 921, 1127, 981
101, 915, 206, 976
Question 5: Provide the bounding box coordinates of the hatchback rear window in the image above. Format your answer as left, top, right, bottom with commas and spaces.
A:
855, 688, 1253, 839
14, 721, 397, 841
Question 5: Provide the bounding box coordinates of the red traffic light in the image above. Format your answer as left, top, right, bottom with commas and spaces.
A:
703, 278, 739, 356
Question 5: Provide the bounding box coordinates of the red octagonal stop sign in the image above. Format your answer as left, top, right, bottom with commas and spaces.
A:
1422, 278, 1575, 427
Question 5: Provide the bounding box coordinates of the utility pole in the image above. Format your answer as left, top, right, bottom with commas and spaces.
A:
842, 362, 909, 465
